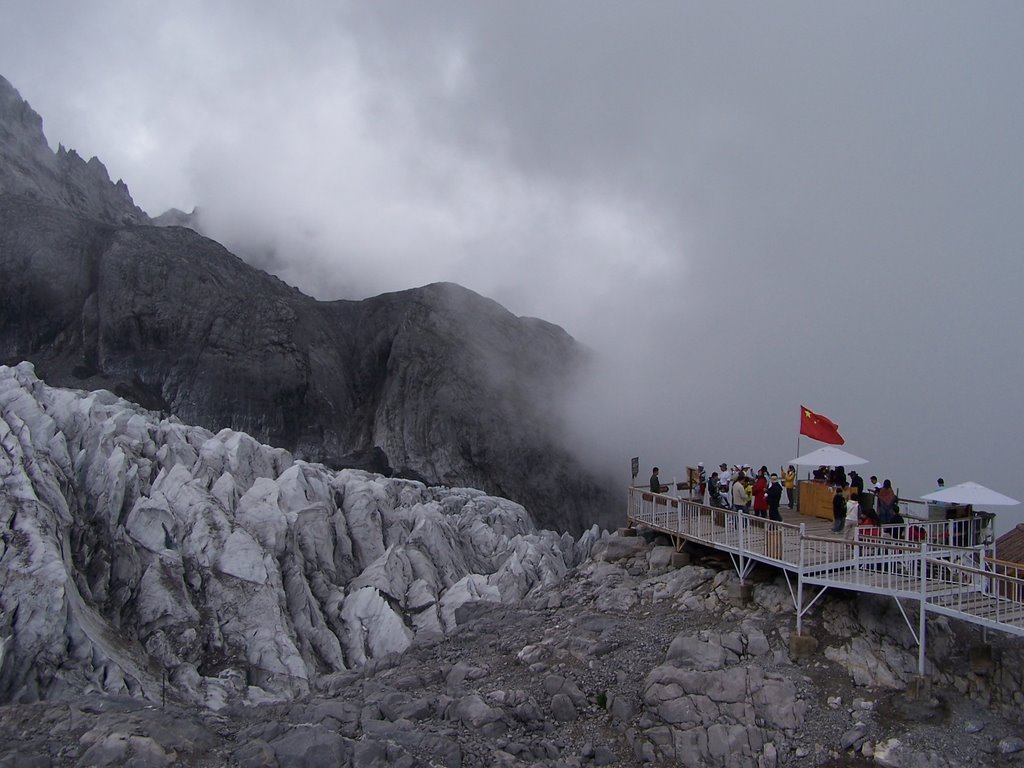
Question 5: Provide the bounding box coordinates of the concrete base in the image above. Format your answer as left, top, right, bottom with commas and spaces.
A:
670, 552, 691, 568
906, 676, 932, 701
731, 583, 754, 604
969, 644, 994, 676
617, 527, 637, 537
789, 632, 818, 660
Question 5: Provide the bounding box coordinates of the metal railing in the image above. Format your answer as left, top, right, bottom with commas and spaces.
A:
626, 486, 1023, 637
872, 497, 992, 548
628, 488, 801, 562
923, 554, 1024, 629
983, 556, 1024, 603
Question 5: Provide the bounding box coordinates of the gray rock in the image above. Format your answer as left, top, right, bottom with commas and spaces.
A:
609, 694, 636, 722
746, 631, 771, 657
550, 693, 578, 721
999, 736, 1024, 754
351, 739, 389, 767
873, 737, 904, 768
269, 726, 350, 767
543, 675, 567, 695
839, 726, 867, 750
542, 676, 587, 707
824, 636, 904, 689
590, 537, 649, 563
665, 634, 727, 671
307, 700, 360, 734
76, 733, 173, 768
232, 739, 277, 768
595, 587, 639, 613
593, 744, 618, 766
450, 694, 502, 729
647, 546, 676, 573
513, 700, 544, 722
720, 632, 744, 656
377, 692, 412, 722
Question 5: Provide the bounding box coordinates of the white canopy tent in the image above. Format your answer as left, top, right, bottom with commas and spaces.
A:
921, 481, 1019, 507
789, 446, 868, 467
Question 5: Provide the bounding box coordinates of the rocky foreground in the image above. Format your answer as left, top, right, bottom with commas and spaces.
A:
2, 362, 1024, 766
3, 535, 1024, 767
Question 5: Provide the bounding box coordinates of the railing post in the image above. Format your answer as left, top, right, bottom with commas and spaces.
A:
796, 523, 806, 635
853, 523, 860, 569
918, 541, 927, 677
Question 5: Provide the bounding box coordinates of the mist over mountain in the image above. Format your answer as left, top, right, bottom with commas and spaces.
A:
0, 74, 618, 535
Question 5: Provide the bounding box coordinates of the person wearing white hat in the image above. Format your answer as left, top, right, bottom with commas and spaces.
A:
718, 463, 732, 495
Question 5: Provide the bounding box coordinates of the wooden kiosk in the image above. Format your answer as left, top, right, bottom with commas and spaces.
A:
798, 480, 834, 520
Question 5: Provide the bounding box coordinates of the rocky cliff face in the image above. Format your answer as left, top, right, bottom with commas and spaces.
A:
0, 74, 618, 534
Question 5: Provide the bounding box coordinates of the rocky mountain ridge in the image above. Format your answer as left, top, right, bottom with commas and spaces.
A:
0, 74, 618, 534
0, 75, 147, 226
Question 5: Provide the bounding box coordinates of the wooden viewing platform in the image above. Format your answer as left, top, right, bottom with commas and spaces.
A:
626, 486, 1024, 675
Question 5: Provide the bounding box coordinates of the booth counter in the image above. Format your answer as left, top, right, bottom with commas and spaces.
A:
798, 480, 834, 521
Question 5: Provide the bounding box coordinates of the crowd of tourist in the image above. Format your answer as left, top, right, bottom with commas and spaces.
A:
649, 461, 907, 535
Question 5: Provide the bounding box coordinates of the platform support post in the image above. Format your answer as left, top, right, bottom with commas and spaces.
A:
918, 542, 927, 676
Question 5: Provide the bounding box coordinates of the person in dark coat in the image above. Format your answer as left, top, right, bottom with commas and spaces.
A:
708, 472, 728, 508
766, 473, 784, 522
832, 488, 847, 532
876, 479, 898, 524
650, 467, 666, 493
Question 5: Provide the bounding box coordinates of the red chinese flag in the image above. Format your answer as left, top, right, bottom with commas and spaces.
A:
799, 406, 845, 445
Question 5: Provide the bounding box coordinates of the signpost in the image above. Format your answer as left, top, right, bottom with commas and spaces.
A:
631, 457, 639, 480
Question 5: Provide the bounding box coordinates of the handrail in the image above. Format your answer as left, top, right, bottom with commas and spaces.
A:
985, 555, 1024, 569
626, 485, 1022, 636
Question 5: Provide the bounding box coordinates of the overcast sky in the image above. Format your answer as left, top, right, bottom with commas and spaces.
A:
2, 2, 1023, 531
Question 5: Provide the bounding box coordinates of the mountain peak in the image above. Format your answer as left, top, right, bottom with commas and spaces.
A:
0, 74, 44, 138
0, 74, 148, 226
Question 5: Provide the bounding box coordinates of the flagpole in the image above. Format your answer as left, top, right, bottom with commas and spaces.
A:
796, 406, 802, 480
795, 405, 801, 467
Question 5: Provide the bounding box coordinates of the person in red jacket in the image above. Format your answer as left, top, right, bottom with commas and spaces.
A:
752, 468, 769, 519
